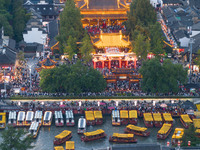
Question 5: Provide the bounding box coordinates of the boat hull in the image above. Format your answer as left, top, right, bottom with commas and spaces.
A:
81, 134, 106, 142
124, 129, 150, 137
54, 135, 72, 145
109, 136, 137, 143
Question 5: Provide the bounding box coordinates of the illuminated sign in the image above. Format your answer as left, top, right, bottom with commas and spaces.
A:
105, 47, 120, 53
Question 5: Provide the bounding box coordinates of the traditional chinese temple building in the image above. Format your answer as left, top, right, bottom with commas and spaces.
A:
35, 57, 57, 71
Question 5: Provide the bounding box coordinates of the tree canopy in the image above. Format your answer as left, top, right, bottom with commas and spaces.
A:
139, 58, 188, 93
56, 0, 84, 55
39, 62, 106, 94
0, 126, 34, 150
0, 0, 30, 42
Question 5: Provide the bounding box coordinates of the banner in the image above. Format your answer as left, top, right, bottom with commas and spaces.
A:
105, 47, 120, 54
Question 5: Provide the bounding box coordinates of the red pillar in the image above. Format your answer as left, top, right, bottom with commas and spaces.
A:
126, 60, 128, 68
119, 58, 122, 68
109, 60, 111, 69
94, 61, 96, 69
134, 57, 137, 69
102, 61, 104, 68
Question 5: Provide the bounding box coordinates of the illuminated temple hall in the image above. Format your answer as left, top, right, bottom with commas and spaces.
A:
75, 0, 137, 69
35, 57, 57, 72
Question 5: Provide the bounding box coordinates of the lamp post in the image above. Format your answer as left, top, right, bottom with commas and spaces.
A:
189, 38, 194, 83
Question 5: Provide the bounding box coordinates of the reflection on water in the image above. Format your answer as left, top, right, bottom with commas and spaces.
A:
0, 116, 182, 150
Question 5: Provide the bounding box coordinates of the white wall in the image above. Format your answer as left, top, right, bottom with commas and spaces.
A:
23, 28, 47, 44
179, 37, 190, 47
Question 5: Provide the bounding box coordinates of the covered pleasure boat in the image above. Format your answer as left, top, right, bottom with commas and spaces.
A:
171, 128, 184, 146
65, 110, 75, 126
34, 110, 43, 126
29, 122, 40, 138
120, 110, 129, 125
55, 111, 64, 127
8, 111, 17, 127
129, 110, 137, 125
85, 111, 95, 126
109, 133, 137, 143
17, 111, 25, 127
43, 111, 52, 127
66, 141, 75, 150
180, 114, 192, 128
124, 124, 150, 137
81, 129, 106, 142
112, 110, 120, 126
157, 123, 172, 140
0, 112, 6, 129
163, 113, 173, 124
193, 118, 200, 137
54, 130, 72, 145
94, 111, 103, 125
153, 113, 163, 127
54, 146, 64, 150
25, 111, 34, 126
77, 117, 86, 134
143, 113, 153, 127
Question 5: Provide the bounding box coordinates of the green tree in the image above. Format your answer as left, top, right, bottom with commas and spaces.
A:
80, 32, 94, 62
0, 126, 34, 150
194, 49, 200, 66
132, 33, 150, 59
181, 124, 200, 147
64, 35, 78, 60
139, 58, 187, 93
56, 0, 83, 53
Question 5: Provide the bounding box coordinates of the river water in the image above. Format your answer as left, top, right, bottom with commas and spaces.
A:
0, 116, 182, 150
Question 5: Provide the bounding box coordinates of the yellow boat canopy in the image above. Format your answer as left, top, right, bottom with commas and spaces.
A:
54, 146, 64, 150
172, 128, 184, 139
55, 130, 71, 139
84, 129, 105, 137
196, 104, 200, 111
0, 112, 6, 123
66, 141, 75, 149
112, 133, 134, 138
126, 124, 147, 132
181, 114, 192, 123
193, 119, 200, 128
195, 129, 200, 133
143, 113, 153, 121
153, 113, 162, 122
158, 123, 172, 134
163, 113, 173, 122
120, 110, 128, 119
129, 110, 137, 119
85, 111, 95, 121
194, 111, 200, 117
94, 111, 103, 119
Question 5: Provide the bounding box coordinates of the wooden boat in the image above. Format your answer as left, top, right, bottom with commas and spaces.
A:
54, 130, 72, 145
55, 111, 64, 127
171, 128, 184, 146
153, 113, 163, 127
66, 141, 75, 150
43, 111, 52, 127
94, 111, 103, 125
34, 110, 43, 126
25, 111, 34, 126
157, 123, 172, 140
180, 114, 192, 129
81, 129, 106, 142
16, 111, 25, 127
120, 110, 129, 125
8, 111, 17, 127
77, 117, 86, 134
143, 113, 153, 127
54, 146, 64, 150
65, 110, 75, 126
85, 111, 95, 126
124, 124, 150, 137
163, 113, 173, 124
109, 133, 137, 143
0, 112, 6, 129
29, 122, 40, 138
129, 110, 138, 125
112, 110, 120, 126
193, 119, 200, 137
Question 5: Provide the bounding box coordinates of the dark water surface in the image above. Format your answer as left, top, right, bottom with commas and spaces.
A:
0, 116, 182, 150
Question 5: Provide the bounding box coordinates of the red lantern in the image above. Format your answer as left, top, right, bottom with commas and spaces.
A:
167, 141, 170, 147
188, 141, 191, 146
